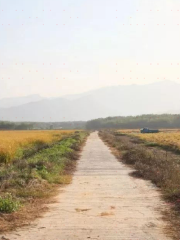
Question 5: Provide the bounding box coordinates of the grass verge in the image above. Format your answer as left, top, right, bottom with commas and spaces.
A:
0, 131, 88, 232
99, 130, 180, 239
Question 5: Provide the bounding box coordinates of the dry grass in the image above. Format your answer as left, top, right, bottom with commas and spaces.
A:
0, 130, 75, 163
118, 128, 180, 134
100, 211, 114, 217
132, 132, 180, 151
119, 130, 180, 152
100, 130, 180, 201
110, 206, 115, 209
75, 208, 90, 212
117, 129, 140, 134
99, 130, 180, 238
0, 186, 57, 232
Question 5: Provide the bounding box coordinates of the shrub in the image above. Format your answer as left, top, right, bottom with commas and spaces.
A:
0, 194, 20, 213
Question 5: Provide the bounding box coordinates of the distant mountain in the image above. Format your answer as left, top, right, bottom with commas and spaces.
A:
62, 88, 99, 100
0, 97, 114, 122
0, 81, 180, 122
0, 94, 44, 108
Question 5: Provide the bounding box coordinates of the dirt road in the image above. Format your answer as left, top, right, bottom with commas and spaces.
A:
1, 132, 172, 240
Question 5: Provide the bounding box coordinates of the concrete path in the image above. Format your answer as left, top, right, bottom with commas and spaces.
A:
1, 132, 171, 240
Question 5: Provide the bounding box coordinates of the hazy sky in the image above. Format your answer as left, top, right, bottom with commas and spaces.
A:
1, 0, 180, 98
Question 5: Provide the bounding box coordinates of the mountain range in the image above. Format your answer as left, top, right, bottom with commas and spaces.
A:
0, 94, 44, 108
0, 80, 180, 122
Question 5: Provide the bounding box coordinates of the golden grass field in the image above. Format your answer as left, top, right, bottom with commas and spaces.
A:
0, 130, 75, 163
118, 129, 180, 151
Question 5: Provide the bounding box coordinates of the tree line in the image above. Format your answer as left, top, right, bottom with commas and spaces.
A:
0, 121, 34, 130
0, 121, 86, 130
86, 114, 180, 129
2, 114, 180, 130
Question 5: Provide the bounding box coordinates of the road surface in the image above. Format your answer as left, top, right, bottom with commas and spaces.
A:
1, 132, 171, 240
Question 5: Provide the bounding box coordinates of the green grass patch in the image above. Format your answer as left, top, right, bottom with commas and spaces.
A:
0, 194, 20, 213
